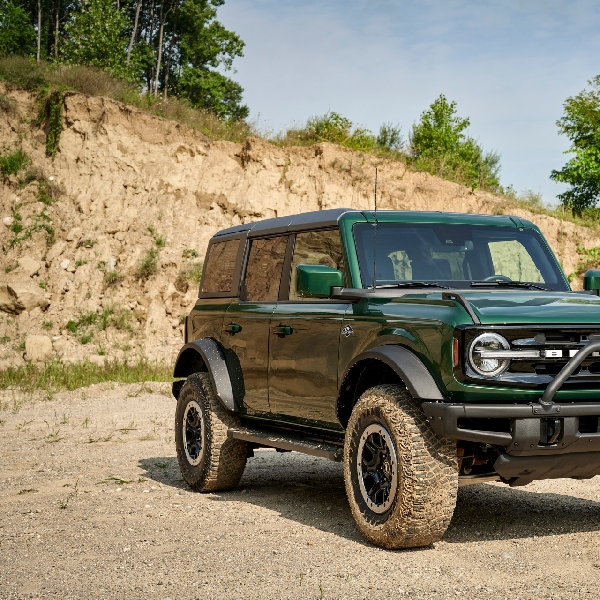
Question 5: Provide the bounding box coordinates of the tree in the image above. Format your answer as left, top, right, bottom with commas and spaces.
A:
409, 94, 501, 192
0, 0, 36, 56
1, 0, 250, 121
61, 0, 132, 78
174, 0, 248, 119
551, 75, 600, 215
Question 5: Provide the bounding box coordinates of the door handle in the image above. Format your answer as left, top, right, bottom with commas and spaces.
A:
272, 325, 293, 337
224, 323, 242, 334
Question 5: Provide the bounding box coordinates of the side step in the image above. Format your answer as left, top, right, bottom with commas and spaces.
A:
228, 427, 343, 462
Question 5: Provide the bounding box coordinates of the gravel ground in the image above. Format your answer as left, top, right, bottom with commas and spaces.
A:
1, 383, 600, 599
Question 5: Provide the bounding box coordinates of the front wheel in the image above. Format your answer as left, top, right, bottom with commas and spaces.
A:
344, 385, 458, 548
175, 372, 247, 492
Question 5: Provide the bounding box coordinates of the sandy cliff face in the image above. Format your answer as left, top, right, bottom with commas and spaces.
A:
1, 86, 598, 368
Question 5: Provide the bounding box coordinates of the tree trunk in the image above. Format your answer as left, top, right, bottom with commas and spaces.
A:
148, 0, 155, 93
37, 0, 42, 63
154, 20, 164, 97
127, 0, 142, 64
54, 0, 60, 60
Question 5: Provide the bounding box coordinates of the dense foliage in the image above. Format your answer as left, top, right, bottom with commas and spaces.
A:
0, 0, 34, 56
409, 94, 501, 192
277, 111, 404, 154
551, 75, 600, 215
0, 0, 248, 119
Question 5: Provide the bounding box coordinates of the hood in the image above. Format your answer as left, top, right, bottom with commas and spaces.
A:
463, 291, 600, 325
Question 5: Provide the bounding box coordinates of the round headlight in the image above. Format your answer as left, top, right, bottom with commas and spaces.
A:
468, 333, 510, 377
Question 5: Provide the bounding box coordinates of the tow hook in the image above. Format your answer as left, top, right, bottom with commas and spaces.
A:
540, 417, 563, 445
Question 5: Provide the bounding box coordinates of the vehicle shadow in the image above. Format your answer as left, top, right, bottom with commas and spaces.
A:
139, 450, 600, 546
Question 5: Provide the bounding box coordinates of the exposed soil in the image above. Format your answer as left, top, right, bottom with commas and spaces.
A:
2, 84, 600, 370
1, 384, 600, 599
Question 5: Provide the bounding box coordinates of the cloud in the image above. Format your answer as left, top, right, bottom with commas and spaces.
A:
219, 0, 600, 203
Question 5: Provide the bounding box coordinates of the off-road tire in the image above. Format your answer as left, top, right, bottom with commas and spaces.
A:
175, 372, 247, 492
344, 384, 458, 549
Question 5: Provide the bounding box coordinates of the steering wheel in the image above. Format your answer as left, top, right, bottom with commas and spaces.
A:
482, 275, 512, 282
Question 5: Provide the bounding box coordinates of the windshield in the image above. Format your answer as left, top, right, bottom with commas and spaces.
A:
353, 222, 569, 291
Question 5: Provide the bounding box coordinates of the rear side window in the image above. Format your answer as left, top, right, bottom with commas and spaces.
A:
243, 236, 288, 301
202, 239, 240, 293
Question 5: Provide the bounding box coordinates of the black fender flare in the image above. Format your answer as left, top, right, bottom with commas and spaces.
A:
341, 345, 444, 401
173, 339, 239, 412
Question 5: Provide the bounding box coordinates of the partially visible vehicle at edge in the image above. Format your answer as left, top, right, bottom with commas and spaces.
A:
172, 208, 600, 549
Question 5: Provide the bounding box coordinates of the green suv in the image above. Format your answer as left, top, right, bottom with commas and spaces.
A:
172, 208, 600, 549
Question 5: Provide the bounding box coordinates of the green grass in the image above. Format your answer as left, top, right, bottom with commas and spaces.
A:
136, 247, 159, 280
0, 358, 173, 394
64, 306, 134, 344
0, 56, 254, 144
175, 261, 203, 293
0, 147, 29, 177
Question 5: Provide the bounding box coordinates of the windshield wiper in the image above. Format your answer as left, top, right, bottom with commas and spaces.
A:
470, 281, 551, 291
375, 281, 450, 289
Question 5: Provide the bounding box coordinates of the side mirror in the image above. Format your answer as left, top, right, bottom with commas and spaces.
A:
584, 270, 600, 295
296, 264, 344, 298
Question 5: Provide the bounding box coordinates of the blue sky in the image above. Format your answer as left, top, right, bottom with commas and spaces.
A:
218, 0, 600, 205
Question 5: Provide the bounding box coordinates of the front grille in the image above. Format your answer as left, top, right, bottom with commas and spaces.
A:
457, 325, 600, 389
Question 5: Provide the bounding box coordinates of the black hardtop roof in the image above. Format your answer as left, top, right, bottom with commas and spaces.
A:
213, 208, 355, 238
211, 208, 532, 240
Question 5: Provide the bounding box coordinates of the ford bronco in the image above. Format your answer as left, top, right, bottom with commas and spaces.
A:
172, 208, 600, 549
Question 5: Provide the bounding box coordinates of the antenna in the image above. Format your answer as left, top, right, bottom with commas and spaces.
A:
372, 168, 378, 290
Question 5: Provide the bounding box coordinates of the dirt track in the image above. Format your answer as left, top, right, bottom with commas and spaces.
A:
1, 383, 600, 599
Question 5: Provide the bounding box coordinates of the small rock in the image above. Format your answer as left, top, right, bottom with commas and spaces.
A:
0, 282, 50, 315
66, 227, 82, 242
501, 552, 514, 560
107, 258, 117, 271
18, 256, 42, 277
3, 216, 15, 227
52, 337, 68, 352
25, 335, 53, 363
48, 176, 54, 181
46, 241, 67, 262
162, 282, 180, 303
104, 223, 120, 234
60, 259, 71, 271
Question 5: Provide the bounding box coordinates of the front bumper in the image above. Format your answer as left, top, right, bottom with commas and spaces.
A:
422, 401, 600, 455
422, 401, 600, 486
423, 341, 600, 485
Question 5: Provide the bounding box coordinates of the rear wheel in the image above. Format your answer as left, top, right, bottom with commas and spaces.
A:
344, 384, 458, 548
175, 372, 247, 492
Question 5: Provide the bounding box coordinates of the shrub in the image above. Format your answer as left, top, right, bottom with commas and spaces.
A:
175, 261, 203, 293
0, 147, 29, 177
136, 247, 159, 280
0, 56, 45, 91
104, 271, 124, 286
409, 94, 501, 192
377, 123, 404, 152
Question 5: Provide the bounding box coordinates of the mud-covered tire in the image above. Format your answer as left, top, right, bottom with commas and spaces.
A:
175, 372, 247, 492
344, 384, 457, 549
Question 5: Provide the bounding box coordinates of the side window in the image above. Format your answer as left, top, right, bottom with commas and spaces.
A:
201, 239, 240, 293
488, 240, 544, 282
289, 229, 345, 300
244, 236, 288, 301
